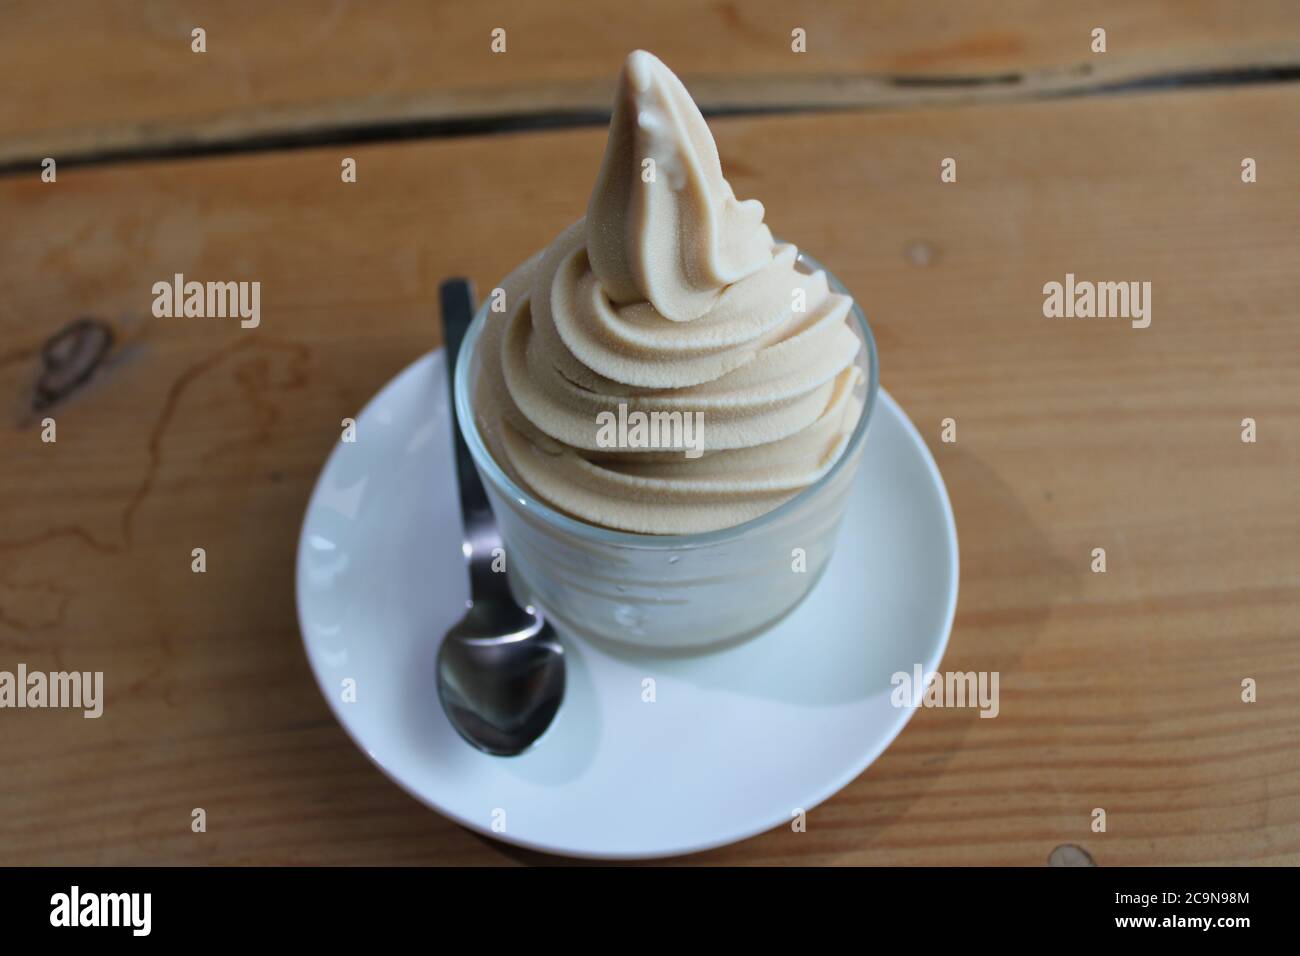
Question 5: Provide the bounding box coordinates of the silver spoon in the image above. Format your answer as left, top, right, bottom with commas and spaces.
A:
436, 278, 565, 756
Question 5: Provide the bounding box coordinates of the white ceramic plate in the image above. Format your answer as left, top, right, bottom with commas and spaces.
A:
296, 350, 958, 859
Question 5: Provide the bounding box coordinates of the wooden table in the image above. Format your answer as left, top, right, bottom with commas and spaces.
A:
1, 1, 1296, 865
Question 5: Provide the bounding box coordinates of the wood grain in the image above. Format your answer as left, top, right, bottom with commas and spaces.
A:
4, 1, 1300, 167
0, 82, 1297, 865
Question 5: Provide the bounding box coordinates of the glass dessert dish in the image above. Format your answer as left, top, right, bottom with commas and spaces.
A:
454, 251, 878, 651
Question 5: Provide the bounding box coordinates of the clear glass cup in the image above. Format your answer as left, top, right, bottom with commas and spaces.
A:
454, 251, 879, 651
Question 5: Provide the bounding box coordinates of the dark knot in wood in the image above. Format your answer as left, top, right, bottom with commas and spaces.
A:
34, 318, 114, 411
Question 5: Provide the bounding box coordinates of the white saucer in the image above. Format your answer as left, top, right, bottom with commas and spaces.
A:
296, 351, 958, 859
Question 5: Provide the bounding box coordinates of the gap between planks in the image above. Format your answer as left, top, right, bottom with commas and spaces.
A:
3, 58, 1300, 176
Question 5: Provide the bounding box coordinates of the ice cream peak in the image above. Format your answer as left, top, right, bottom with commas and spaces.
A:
472, 51, 867, 534
586, 50, 775, 321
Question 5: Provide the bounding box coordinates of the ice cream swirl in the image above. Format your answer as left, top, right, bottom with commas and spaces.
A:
473, 51, 866, 534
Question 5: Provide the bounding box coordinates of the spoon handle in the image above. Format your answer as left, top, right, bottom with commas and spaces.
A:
439, 278, 510, 605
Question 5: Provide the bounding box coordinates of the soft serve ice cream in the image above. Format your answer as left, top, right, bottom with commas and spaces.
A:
472, 51, 866, 534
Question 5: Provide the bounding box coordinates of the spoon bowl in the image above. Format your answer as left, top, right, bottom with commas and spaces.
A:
437, 608, 564, 757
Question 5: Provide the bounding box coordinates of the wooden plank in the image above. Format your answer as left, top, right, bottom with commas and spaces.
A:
1, 83, 1297, 864
4, 0, 1300, 167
